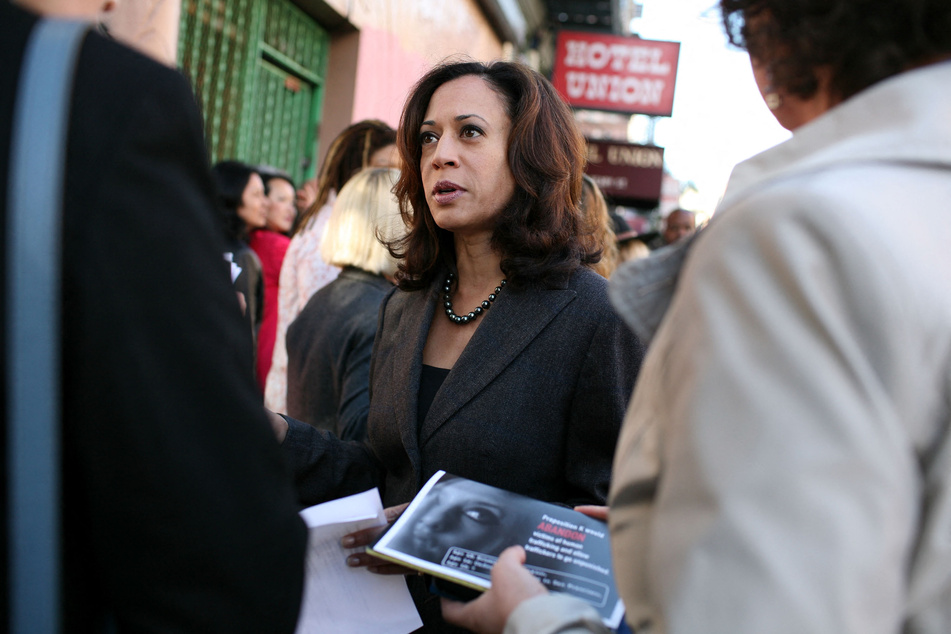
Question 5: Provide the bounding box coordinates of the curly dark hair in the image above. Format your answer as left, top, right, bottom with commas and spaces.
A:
292, 119, 396, 237
720, 0, 951, 102
389, 59, 591, 291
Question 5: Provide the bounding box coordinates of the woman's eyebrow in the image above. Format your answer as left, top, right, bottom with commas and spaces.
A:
420, 113, 489, 128
455, 113, 488, 124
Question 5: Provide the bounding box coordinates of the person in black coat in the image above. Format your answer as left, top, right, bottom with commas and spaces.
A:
285, 167, 404, 440
212, 160, 268, 360
272, 59, 645, 632
1, 2, 306, 631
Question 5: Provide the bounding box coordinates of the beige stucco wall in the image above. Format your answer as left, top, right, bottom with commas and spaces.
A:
312, 0, 509, 171
320, 0, 504, 64
323, 0, 507, 126
107, 0, 180, 66
107, 0, 505, 69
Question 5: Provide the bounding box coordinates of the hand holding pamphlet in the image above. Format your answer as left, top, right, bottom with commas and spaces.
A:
368, 471, 624, 628
294, 489, 422, 634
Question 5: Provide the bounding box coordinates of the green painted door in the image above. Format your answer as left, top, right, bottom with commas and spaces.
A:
178, 0, 329, 184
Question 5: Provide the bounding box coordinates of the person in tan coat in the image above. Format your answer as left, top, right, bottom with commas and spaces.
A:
442, 1, 951, 632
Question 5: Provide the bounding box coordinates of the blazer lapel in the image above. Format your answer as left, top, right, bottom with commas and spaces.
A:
420, 278, 577, 444
383, 285, 436, 474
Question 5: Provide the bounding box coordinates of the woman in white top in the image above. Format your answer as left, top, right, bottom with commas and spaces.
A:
264, 119, 398, 412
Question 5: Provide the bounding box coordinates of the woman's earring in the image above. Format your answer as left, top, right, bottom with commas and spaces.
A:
764, 71, 783, 110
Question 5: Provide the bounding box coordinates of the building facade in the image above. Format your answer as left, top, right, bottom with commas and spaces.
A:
108, 0, 545, 184
106, 0, 689, 219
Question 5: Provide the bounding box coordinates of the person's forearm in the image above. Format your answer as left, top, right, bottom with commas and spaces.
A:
504, 594, 609, 634
280, 418, 383, 506
266, 408, 289, 443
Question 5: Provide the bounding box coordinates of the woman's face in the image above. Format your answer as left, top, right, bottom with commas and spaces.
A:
410, 480, 508, 562
419, 75, 516, 240
295, 178, 318, 215
237, 172, 268, 230
265, 178, 296, 234
370, 143, 400, 169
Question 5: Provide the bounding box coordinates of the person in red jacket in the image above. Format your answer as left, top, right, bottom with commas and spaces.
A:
251, 167, 296, 389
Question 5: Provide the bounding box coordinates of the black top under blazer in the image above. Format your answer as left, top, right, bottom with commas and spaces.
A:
283, 265, 644, 508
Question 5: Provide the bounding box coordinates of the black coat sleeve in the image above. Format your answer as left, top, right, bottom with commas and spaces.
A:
281, 417, 385, 506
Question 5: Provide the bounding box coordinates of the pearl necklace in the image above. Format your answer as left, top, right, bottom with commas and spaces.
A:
442, 273, 507, 325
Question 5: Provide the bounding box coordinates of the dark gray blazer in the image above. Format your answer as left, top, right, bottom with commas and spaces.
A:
282, 265, 644, 509
282, 265, 643, 632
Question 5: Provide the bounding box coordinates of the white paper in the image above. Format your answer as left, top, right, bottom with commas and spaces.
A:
223, 252, 242, 282
294, 489, 423, 634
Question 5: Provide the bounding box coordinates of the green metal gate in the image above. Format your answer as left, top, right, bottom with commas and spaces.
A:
178, 0, 329, 184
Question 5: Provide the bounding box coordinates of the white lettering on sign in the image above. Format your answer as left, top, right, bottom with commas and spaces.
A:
565, 72, 665, 107
563, 41, 671, 75
606, 146, 664, 168
591, 175, 630, 191
587, 145, 603, 164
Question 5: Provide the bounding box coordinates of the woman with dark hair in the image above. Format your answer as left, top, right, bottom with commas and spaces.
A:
272, 59, 643, 632
260, 167, 297, 236
442, 2, 951, 633
389, 61, 600, 292
250, 167, 296, 389
212, 160, 267, 358
264, 120, 398, 413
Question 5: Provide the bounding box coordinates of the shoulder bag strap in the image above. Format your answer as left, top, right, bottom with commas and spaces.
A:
7, 18, 90, 634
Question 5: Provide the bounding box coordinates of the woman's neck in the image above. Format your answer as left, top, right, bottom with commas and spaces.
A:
453, 234, 503, 287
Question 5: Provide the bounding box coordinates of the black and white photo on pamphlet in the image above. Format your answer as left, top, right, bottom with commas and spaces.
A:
368, 470, 624, 628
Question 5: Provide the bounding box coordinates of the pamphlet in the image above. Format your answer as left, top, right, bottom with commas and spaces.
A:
368, 471, 624, 628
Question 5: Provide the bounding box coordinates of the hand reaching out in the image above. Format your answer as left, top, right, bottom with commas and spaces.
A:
440, 546, 548, 634
265, 409, 288, 443
573, 504, 608, 521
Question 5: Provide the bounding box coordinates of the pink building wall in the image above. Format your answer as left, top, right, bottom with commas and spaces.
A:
351, 26, 431, 128
346, 0, 507, 126
315, 0, 508, 170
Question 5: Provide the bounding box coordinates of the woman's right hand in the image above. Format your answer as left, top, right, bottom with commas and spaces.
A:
341, 503, 415, 575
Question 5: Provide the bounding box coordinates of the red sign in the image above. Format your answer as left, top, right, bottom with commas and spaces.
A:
585, 140, 664, 204
552, 31, 681, 116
